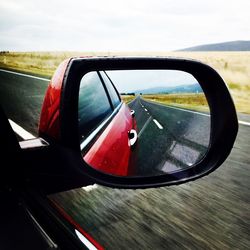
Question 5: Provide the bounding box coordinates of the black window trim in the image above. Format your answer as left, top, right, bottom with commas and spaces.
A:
98, 71, 121, 110
79, 71, 124, 151
97, 71, 115, 110
102, 71, 121, 102
78, 71, 113, 139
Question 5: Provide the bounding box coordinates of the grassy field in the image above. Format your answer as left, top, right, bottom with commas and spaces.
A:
120, 95, 136, 104
142, 93, 209, 112
0, 51, 249, 113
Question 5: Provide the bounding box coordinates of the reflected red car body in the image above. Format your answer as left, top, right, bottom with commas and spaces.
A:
84, 103, 137, 176
39, 58, 137, 176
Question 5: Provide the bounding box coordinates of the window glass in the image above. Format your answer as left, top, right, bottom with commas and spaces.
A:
78, 72, 112, 139
100, 71, 121, 109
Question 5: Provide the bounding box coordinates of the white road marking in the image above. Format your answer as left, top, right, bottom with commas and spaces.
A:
138, 116, 152, 138
239, 120, 250, 126
0, 68, 50, 82
8, 119, 35, 140
82, 184, 98, 192
144, 108, 148, 111
153, 119, 163, 129
75, 230, 98, 250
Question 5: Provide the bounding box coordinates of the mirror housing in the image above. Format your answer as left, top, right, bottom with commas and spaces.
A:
38, 57, 238, 189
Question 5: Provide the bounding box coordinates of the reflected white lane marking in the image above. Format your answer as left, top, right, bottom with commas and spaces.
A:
0, 68, 50, 82
239, 120, 250, 126
142, 98, 250, 127
144, 108, 148, 111
75, 230, 98, 250
153, 119, 163, 129
82, 184, 98, 192
162, 104, 210, 117
138, 116, 152, 138
8, 119, 35, 140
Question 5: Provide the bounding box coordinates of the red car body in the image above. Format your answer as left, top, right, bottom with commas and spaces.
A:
39, 59, 70, 140
84, 103, 137, 176
39, 58, 137, 177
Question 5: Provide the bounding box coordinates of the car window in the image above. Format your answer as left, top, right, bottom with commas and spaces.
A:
99, 71, 121, 109
78, 71, 113, 139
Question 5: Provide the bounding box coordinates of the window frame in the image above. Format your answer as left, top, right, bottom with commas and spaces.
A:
78, 71, 114, 140
79, 71, 123, 152
98, 71, 121, 109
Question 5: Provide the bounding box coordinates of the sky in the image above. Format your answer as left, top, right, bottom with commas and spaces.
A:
0, 0, 249, 51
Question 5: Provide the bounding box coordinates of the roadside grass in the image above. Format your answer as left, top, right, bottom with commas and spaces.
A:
0, 51, 83, 77
120, 95, 136, 104
0, 51, 249, 113
142, 93, 210, 113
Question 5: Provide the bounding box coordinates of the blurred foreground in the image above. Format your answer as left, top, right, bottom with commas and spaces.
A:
50, 121, 250, 249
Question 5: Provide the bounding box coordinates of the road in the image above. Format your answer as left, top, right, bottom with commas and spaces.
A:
0, 69, 49, 137
0, 69, 249, 249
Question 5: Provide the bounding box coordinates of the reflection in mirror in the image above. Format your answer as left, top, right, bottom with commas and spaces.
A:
78, 70, 211, 177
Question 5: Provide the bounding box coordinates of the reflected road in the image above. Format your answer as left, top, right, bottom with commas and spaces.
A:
128, 96, 210, 175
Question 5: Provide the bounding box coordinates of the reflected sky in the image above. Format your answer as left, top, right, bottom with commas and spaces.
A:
106, 70, 199, 93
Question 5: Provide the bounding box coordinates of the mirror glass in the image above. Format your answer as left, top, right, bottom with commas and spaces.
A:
78, 70, 211, 177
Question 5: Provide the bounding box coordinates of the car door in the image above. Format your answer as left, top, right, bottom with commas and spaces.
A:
79, 71, 137, 176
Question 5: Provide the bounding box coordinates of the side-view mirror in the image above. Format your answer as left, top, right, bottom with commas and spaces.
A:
37, 57, 238, 191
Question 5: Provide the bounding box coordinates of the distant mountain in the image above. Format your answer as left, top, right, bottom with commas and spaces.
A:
133, 83, 203, 95
179, 40, 250, 51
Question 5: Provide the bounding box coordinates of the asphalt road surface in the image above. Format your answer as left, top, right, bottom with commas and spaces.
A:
128, 96, 210, 175
0, 69, 49, 136
0, 69, 249, 249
